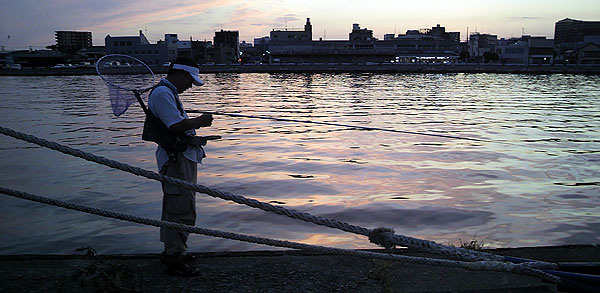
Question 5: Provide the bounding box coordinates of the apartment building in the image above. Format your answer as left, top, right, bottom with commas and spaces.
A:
55, 31, 92, 53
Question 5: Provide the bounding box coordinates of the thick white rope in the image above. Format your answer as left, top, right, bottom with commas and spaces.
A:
0, 126, 556, 268
0, 186, 560, 284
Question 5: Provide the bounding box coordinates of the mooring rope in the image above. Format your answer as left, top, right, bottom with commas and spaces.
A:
0, 125, 561, 271
0, 186, 561, 284
0, 125, 504, 263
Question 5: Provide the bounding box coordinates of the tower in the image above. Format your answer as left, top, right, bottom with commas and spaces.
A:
304, 18, 313, 41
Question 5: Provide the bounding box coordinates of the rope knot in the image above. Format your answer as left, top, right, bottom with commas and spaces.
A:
369, 227, 396, 249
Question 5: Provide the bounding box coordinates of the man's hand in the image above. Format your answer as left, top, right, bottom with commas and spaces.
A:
168, 114, 213, 133
194, 113, 213, 128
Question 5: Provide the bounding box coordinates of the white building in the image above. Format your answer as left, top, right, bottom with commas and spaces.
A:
468, 33, 498, 61
497, 36, 555, 64
498, 38, 528, 64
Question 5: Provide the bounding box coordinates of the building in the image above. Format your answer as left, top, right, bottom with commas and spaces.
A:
555, 18, 600, 62
390, 25, 461, 63
177, 39, 212, 64
6, 49, 67, 67
0, 51, 16, 68
349, 24, 375, 42
265, 19, 460, 64
104, 30, 170, 65
498, 37, 528, 64
430, 24, 460, 43
555, 18, 600, 45
162, 34, 179, 62
253, 36, 271, 50
527, 36, 554, 64
214, 30, 240, 64
384, 34, 395, 41
468, 33, 498, 62
76, 46, 106, 62
497, 35, 555, 65
55, 31, 92, 53
565, 42, 600, 64
270, 18, 312, 42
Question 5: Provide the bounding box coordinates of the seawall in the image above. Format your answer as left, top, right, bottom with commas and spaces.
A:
1, 63, 599, 76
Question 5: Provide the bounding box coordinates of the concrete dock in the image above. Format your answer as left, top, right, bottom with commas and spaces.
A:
1, 245, 598, 292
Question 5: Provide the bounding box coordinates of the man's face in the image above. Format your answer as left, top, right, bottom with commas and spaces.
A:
176, 71, 194, 94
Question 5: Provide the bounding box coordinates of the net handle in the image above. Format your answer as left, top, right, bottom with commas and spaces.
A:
95, 54, 156, 92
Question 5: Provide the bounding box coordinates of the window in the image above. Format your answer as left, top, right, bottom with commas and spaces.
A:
506, 48, 524, 54
127, 41, 132, 46
120, 41, 125, 46
584, 51, 600, 57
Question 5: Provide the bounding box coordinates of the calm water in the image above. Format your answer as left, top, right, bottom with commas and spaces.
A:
0, 73, 598, 254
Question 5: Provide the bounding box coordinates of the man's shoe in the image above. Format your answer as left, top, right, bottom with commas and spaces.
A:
161, 252, 200, 277
181, 253, 197, 262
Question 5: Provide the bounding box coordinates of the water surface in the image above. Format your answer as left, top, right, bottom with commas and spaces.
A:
0, 73, 598, 254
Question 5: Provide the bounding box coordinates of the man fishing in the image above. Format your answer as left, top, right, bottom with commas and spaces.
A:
144, 56, 213, 277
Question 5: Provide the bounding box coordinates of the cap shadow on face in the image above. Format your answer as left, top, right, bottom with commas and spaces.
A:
174, 71, 194, 93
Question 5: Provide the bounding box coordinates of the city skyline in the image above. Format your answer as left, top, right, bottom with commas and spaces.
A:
1, 0, 599, 50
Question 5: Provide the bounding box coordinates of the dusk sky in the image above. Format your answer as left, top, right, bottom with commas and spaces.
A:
1, 0, 599, 50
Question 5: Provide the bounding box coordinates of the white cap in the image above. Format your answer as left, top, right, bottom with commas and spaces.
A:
172, 64, 204, 86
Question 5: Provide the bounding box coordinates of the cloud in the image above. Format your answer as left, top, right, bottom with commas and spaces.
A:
274, 15, 300, 24
509, 16, 543, 20
0, 0, 241, 48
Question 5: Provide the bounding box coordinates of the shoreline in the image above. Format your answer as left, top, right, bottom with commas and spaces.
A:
1, 63, 600, 76
2, 245, 598, 292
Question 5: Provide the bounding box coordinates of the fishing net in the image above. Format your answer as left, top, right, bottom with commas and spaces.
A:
95, 54, 156, 116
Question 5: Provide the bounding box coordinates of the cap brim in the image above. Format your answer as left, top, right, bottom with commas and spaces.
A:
173, 64, 204, 86
191, 74, 204, 86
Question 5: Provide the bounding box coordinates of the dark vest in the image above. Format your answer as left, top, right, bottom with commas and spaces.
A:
142, 81, 190, 159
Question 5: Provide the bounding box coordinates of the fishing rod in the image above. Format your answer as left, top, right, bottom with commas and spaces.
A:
187, 110, 515, 145
94, 54, 510, 146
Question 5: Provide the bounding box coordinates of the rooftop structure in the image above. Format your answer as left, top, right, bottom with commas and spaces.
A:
270, 18, 312, 42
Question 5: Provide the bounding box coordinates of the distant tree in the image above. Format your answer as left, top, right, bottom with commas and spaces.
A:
483, 51, 499, 63
459, 51, 470, 62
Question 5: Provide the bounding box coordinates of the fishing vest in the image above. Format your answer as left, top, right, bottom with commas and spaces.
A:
142, 81, 190, 159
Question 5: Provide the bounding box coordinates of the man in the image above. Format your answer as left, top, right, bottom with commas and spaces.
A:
145, 56, 213, 276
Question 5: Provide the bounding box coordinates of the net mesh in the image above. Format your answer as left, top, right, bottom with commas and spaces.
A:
96, 55, 156, 116
108, 84, 136, 116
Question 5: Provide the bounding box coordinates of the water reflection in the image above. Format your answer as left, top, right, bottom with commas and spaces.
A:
0, 73, 598, 254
